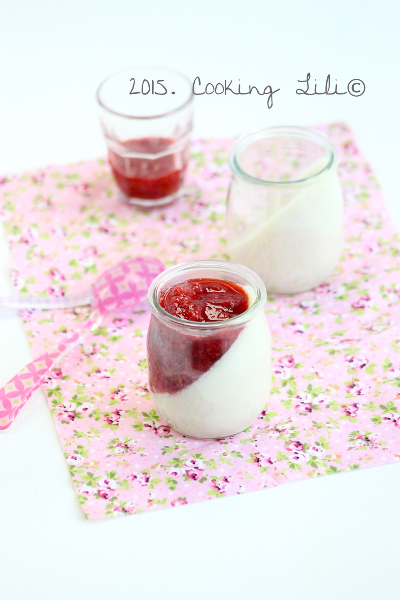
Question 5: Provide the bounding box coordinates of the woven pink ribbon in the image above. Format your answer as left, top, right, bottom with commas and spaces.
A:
0, 257, 163, 430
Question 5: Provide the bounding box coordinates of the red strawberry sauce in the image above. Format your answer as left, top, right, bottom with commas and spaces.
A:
147, 279, 249, 395
108, 137, 186, 200
159, 279, 249, 322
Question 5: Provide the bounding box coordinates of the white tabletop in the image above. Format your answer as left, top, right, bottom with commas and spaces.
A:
1, 2, 399, 599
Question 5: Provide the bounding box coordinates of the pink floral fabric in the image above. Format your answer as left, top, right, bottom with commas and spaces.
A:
0, 257, 163, 430
1, 123, 400, 519
0, 331, 80, 430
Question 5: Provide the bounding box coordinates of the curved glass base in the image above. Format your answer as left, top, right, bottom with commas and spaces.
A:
119, 190, 181, 210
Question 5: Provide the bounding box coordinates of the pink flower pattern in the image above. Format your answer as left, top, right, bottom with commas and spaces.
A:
1, 124, 400, 519
0, 257, 163, 430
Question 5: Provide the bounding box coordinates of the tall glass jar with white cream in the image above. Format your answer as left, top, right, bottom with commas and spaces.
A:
147, 260, 271, 439
226, 127, 343, 294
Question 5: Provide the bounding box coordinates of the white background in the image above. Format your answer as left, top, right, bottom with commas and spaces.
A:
1, 2, 399, 599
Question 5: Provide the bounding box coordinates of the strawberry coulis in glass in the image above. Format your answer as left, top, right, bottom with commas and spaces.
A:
147, 279, 249, 395
159, 279, 249, 322
108, 137, 186, 200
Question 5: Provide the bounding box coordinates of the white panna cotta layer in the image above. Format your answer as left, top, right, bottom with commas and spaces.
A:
151, 309, 271, 439
228, 159, 343, 294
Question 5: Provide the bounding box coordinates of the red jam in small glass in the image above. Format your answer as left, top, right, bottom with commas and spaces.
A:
108, 137, 187, 200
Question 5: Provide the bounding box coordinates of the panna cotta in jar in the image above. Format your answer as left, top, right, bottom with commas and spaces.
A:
147, 260, 271, 439
227, 127, 343, 294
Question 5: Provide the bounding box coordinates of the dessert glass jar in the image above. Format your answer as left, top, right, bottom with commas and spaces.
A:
227, 126, 343, 294
97, 67, 193, 209
147, 260, 271, 439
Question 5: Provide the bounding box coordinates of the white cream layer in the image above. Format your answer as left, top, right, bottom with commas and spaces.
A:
151, 309, 271, 439
228, 160, 343, 294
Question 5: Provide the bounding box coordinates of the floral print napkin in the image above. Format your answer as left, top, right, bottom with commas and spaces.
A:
1, 123, 400, 519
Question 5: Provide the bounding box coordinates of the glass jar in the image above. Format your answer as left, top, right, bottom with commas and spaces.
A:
226, 126, 343, 294
147, 260, 271, 439
97, 67, 193, 209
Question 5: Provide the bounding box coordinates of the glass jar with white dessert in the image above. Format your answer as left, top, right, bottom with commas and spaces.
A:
147, 260, 271, 439
226, 126, 343, 294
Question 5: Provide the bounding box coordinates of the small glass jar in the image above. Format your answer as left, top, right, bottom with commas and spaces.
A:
147, 260, 271, 439
97, 67, 193, 209
227, 126, 343, 294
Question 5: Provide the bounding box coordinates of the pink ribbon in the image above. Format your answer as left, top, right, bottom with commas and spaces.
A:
0, 257, 164, 430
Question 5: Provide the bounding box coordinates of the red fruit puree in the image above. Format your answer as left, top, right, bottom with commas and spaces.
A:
108, 137, 187, 200
159, 279, 249, 322
147, 279, 250, 395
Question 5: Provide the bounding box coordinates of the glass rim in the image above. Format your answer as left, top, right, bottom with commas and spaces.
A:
228, 126, 338, 187
96, 66, 194, 120
147, 260, 267, 330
